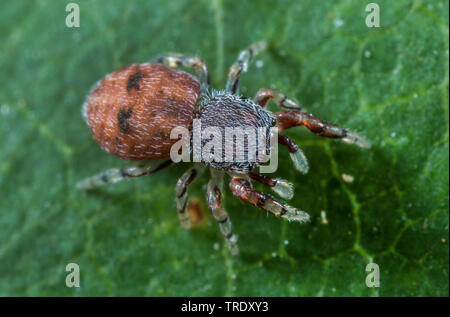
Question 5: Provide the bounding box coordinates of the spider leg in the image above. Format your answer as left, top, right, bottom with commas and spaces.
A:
248, 171, 294, 200
175, 166, 203, 230
254, 88, 303, 110
278, 133, 309, 174
253, 88, 369, 148
76, 160, 172, 190
154, 54, 210, 86
207, 169, 239, 255
252, 87, 310, 173
229, 176, 310, 223
276, 110, 371, 148
226, 40, 267, 94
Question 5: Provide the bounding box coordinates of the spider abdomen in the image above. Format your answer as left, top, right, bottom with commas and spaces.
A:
83, 63, 200, 160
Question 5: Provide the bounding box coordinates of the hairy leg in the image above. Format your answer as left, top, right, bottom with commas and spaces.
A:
207, 169, 239, 255
155, 54, 210, 86
229, 176, 310, 223
175, 166, 203, 230
76, 160, 172, 190
278, 133, 309, 174
276, 110, 371, 148
248, 171, 294, 200
226, 40, 267, 94
254, 88, 370, 148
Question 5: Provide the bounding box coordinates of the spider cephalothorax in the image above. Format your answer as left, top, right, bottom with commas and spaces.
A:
193, 89, 276, 173
78, 41, 370, 255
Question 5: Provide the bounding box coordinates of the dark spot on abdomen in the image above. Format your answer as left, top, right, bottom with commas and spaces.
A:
118, 107, 133, 134
126, 71, 143, 92
156, 131, 167, 138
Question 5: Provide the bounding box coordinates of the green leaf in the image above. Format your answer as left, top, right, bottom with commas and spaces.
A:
0, 0, 448, 296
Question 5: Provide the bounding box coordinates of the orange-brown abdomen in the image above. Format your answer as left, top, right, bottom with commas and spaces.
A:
83, 63, 200, 160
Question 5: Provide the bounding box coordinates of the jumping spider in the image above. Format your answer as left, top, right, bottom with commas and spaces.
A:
78, 41, 370, 255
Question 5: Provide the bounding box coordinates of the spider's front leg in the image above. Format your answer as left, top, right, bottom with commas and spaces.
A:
207, 169, 239, 255
253, 88, 370, 148
226, 40, 267, 94
229, 176, 310, 223
278, 133, 310, 174
155, 54, 210, 86
254, 88, 309, 173
248, 171, 294, 200
276, 110, 371, 148
175, 166, 204, 230
76, 160, 172, 190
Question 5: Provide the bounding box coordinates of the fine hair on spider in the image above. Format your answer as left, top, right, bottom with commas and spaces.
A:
78, 40, 370, 256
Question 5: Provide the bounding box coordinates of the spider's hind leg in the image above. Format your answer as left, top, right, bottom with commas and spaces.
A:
76, 160, 172, 190
226, 40, 267, 94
